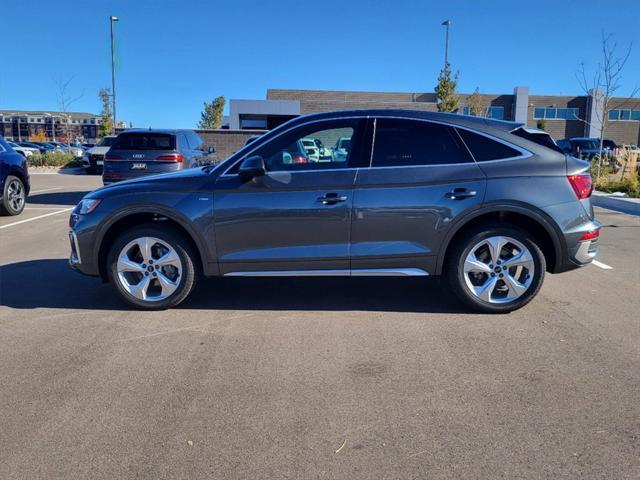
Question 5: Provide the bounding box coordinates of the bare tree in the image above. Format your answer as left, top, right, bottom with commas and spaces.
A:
55, 77, 84, 147
575, 32, 638, 174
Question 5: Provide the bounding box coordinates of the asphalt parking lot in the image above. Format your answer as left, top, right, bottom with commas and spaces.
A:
1, 172, 639, 479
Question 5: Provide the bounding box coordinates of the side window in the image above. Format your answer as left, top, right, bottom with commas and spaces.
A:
456, 128, 522, 161
253, 120, 361, 172
371, 118, 472, 167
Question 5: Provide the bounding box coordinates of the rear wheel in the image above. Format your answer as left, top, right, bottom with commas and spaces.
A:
446, 225, 545, 313
107, 225, 198, 310
1, 175, 26, 216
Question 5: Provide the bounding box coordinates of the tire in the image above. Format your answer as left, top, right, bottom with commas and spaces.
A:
446, 225, 546, 313
1, 175, 27, 216
107, 225, 199, 310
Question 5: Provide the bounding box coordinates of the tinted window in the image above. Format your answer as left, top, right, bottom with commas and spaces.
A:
250, 120, 362, 172
111, 133, 175, 150
98, 136, 116, 147
457, 128, 522, 161
371, 119, 471, 167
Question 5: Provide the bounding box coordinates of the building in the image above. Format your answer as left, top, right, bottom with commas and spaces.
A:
227, 88, 640, 146
0, 110, 102, 143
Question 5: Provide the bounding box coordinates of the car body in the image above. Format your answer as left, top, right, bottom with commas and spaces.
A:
556, 137, 618, 159
0, 135, 30, 216
102, 129, 212, 184
6, 141, 37, 158
30, 142, 57, 152
69, 110, 600, 313
19, 141, 48, 154
50, 142, 84, 158
82, 135, 117, 173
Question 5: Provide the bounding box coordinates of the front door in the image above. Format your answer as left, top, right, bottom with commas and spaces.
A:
213, 118, 368, 275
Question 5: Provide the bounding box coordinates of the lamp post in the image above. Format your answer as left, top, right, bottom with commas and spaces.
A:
441, 19, 451, 66
110, 15, 119, 134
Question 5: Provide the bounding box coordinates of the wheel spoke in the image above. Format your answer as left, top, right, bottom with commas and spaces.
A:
157, 271, 179, 297
484, 237, 505, 265
474, 276, 498, 302
156, 249, 180, 268
501, 249, 534, 270
129, 275, 151, 300
117, 255, 145, 273
136, 237, 154, 263
464, 253, 492, 274
503, 273, 528, 298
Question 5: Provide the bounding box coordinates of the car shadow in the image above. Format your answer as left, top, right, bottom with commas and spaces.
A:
27, 191, 91, 206
0, 259, 471, 314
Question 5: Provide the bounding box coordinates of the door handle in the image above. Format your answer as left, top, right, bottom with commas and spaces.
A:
445, 188, 477, 200
318, 193, 348, 205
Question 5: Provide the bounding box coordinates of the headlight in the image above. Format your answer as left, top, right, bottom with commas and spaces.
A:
74, 198, 102, 214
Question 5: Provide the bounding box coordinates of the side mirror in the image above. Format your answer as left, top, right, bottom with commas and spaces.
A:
208, 146, 216, 154
238, 155, 266, 181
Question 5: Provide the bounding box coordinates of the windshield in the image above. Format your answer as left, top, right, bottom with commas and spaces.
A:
98, 137, 116, 147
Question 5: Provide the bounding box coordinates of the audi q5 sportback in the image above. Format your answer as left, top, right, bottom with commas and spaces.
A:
69, 110, 600, 313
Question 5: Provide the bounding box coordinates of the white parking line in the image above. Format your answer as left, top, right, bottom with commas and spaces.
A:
592, 260, 613, 270
29, 187, 63, 194
0, 207, 73, 230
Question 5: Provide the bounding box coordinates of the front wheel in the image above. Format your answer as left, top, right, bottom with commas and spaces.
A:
446, 226, 546, 313
1, 175, 27, 216
107, 225, 198, 310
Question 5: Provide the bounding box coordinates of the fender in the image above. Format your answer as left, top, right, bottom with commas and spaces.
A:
92, 203, 215, 277
434, 200, 565, 275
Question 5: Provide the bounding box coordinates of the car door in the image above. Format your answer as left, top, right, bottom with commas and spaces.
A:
351, 117, 487, 275
213, 118, 368, 275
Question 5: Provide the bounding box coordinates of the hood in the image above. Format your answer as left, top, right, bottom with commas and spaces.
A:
88, 146, 110, 155
86, 166, 210, 198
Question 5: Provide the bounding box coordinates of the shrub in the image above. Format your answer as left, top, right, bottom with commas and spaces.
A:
27, 151, 80, 168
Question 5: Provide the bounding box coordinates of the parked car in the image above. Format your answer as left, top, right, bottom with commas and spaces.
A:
19, 141, 48, 154
331, 136, 351, 161
301, 137, 320, 161
30, 142, 57, 152
0, 135, 30, 216
69, 110, 600, 313
82, 135, 117, 174
556, 137, 618, 160
102, 129, 213, 184
6, 141, 38, 158
50, 142, 84, 158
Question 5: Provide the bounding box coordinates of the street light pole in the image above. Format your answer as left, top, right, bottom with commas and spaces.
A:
441, 19, 451, 66
110, 15, 119, 134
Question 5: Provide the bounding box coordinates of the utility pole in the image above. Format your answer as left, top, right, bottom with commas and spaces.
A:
110, 15, 119, 134
441, 19, 451, 66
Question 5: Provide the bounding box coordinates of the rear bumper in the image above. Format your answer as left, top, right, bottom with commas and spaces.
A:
554, 220, 602, 273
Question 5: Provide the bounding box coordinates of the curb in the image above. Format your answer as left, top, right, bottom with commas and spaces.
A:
29, 167, 86, 175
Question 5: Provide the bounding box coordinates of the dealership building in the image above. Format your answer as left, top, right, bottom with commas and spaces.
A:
225, 87, 640, 146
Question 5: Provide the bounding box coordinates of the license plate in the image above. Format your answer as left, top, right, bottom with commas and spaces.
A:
132, 163, 147, 170
97, 160, 103, 165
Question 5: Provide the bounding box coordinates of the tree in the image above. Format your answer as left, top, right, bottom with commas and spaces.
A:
55, 77, 83, 145
466, 88, 487, 116
434, 63, 459, 112
576, 32, 638, 173
536, 119, 547, 131
198, 96, 225, 129
98, 88, 113, 137
30, 129, 47, 142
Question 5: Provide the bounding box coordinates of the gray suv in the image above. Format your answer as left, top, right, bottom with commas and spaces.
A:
102, 129, 215, 184
69, 110, 600, 313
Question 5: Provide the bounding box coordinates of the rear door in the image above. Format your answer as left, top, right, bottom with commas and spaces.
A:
351, 118, 486, 275
213, 118, 368, 275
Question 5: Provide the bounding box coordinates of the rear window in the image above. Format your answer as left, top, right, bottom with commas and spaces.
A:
372, 118, 472, 167
111, 133, 175, 150
98, 136, 116, 147
456, 128, 521, 161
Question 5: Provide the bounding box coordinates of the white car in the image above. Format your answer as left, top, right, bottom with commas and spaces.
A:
6, 141, 37, 158
300, 138, 320, 162
82, 135, 117, 173
331, 137, 351, 162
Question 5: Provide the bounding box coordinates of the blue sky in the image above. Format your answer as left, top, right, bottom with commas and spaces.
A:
2, 0, 639, 128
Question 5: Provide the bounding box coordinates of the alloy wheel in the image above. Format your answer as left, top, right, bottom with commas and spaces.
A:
7, 179, 25, 212
462, 235, 535, 304
116, 237, 183, 302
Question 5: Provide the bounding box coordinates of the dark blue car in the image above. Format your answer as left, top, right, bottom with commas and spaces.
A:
0, 135, 30, 216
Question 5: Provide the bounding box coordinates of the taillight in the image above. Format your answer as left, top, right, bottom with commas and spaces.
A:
579, 229, 600, 241
156, 154, 184, 162
567, 174, 593, 199
292, 156, 308, 164
104, 154, 123, 161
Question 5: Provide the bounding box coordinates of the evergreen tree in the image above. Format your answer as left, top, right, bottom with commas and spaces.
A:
98, 88, 113, 136
198, 96, 225, 129
435, 63, 459, 112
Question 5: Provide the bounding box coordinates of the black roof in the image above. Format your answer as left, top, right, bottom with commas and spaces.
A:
119, 129, 196, 135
